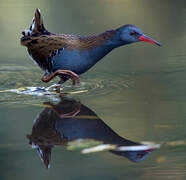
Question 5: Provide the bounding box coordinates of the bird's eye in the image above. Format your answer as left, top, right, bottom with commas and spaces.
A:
130, 31, 137, 35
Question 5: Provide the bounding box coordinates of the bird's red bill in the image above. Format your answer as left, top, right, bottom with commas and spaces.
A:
139, 35, 161, 46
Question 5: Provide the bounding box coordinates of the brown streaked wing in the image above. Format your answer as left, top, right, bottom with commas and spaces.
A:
21, 35, 68, 61
21, 30, 116, 61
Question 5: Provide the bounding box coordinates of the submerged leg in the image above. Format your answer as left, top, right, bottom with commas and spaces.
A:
41, 70, 80, 85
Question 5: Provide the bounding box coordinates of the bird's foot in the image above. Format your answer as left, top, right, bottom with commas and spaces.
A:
41, 70, 80, 94
57, 70, 80, 85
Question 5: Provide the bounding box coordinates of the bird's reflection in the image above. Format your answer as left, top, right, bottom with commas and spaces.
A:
27, 97, 159, 168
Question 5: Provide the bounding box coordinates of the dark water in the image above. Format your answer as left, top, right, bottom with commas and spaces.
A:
1, 0, 186, 179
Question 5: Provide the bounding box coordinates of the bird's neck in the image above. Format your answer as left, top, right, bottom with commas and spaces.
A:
86, 29, 123, 63
94, 28, 123, 48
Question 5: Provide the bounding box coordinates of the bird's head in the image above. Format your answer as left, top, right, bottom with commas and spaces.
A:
118, 24, 161, 46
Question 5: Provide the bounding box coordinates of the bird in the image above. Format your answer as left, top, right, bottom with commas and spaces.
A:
27, 97, 158, 168
21, 8, 161, 91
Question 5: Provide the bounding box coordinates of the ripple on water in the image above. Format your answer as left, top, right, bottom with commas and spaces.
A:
0, 66, 135, 104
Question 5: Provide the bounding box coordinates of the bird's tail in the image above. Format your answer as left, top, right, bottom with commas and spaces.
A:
22, 8, 47, 36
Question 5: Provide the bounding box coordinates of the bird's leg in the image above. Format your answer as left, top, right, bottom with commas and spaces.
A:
41, 70, 80, 85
